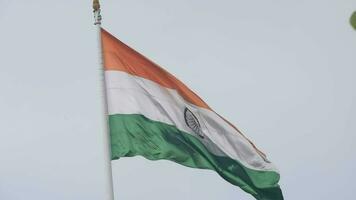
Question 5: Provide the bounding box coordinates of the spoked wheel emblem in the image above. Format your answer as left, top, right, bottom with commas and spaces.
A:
184, 108, 204, 139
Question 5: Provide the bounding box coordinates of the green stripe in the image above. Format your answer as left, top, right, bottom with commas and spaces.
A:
109, 114, 283, 200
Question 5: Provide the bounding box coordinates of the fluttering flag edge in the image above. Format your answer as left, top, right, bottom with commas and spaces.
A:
101, 27, 284, 200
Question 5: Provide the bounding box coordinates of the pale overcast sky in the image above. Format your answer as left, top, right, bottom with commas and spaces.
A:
1, 1, 356, 200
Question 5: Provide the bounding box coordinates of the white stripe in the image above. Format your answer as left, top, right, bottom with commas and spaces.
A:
106, 71, 277, 172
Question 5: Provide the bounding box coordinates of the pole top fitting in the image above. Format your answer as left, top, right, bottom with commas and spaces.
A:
93, 0, 102, 25
93, 0, 101, 12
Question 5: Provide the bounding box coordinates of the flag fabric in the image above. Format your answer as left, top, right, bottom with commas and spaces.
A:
101, 28, 283, 200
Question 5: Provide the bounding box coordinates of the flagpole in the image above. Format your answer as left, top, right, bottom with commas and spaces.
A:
93, 1, 115, 200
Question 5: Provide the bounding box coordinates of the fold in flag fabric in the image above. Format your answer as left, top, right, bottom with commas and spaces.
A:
101, 28, 283, 200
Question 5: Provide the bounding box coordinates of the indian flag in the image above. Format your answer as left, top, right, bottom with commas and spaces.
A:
101, 28, 283, 200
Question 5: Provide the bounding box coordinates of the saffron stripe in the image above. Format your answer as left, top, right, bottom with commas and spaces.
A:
101, 28, 210, 109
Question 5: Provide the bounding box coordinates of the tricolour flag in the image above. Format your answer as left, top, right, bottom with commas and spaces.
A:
101, 28, 283, 200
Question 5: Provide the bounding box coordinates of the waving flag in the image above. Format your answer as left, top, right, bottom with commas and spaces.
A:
101, 28, 283, 200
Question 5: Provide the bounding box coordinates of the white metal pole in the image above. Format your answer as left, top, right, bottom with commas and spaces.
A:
93, 2, 115, 200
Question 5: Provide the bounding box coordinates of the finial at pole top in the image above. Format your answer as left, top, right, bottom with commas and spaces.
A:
93, 0, 102, 25
93, 0, 101, 11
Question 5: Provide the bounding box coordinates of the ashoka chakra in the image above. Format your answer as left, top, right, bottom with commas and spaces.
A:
184, 108, 204, 138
